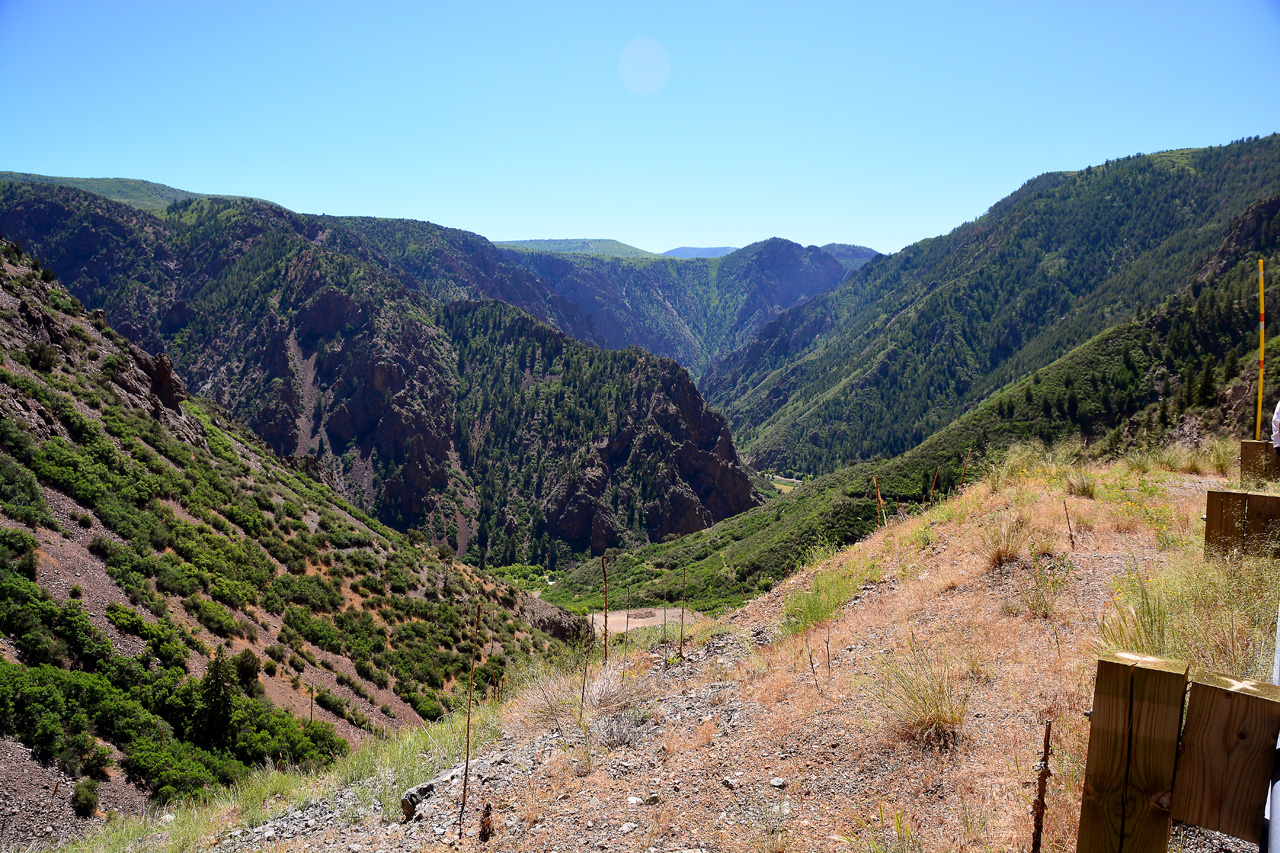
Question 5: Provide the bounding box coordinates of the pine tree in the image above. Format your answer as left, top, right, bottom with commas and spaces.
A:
1197, 354, 1217, 407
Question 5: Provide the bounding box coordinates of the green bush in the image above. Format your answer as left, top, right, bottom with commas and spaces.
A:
71, 778, 99, 816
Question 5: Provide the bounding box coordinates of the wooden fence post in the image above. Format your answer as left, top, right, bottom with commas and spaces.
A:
1171, 671, 1280, 843
1077, 653, 1188, 853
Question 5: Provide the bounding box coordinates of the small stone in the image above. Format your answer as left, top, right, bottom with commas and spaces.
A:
620, 822, 639, 834
627, 796, 642, 806
348, 845, 362, 852
645, 793, 661, 805
721, 777, 738, 790
770, 777, 787, 789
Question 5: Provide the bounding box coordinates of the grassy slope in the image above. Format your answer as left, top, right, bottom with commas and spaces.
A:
494, 238, 659, 257
542, 195, 1280, 613
705, 137, 1280, 476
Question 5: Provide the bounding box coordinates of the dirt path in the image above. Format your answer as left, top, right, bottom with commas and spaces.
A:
587, 607, 698, 634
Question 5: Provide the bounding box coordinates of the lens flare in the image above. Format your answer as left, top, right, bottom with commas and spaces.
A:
619, 37, 669, 95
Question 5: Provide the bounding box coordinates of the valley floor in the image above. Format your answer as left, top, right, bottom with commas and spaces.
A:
29, 446, 1267, 853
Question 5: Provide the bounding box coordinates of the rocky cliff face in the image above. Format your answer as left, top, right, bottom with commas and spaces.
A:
498, 238, 851, 376
0, 183, 760, 562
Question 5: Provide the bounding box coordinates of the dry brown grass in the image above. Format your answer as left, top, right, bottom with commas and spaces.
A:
877, 633, 971, 749
660, 727, 690, 757
504, 658, 650, 742
977, 508, 1030, 567
752, 664, 790, 707
693, 716, 717, 747
639, 802, 676, 849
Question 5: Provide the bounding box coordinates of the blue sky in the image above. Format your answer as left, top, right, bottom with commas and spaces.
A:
2, 1, 1278, 254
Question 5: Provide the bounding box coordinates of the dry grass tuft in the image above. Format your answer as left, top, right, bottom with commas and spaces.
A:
661, 727, 690, 756
694, 716, 717, 747
1017, 554, 1072, 618
1208, 436, 1238, 477
877, 633, 971, 749
1154, 443, 1204, 475
752, 664, 790, 707
1064, 466, 1097, 498
977, 509, 1030, 567
506, 656, 650, 742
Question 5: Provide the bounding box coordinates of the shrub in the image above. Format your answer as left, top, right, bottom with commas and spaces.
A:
233, 650, 261, 690
182, 596, 242, 637
71, 778, 99, 816
24, 341, 59, 372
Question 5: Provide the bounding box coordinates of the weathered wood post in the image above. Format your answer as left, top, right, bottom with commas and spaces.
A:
1077, 652, 1188, 853
1171, 671, 1280, 843
1205, 489, 1280, 557
1240, 440, 1277, 485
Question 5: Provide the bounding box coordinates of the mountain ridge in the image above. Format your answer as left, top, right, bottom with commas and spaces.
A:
0, 172, 862, 378
661, 246, 738, 259
0, 183, 759, 566
493, 238, 657, 258
703, 136, 1280, 476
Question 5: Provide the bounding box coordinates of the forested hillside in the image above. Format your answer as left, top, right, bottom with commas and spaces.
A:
0, 240, 576, 808
322, 215, 598, 338
0, 172, 861, 378
704, 136, 1280, 476
0, 184, 757, 565
0, 172, 231, 214
820, 242, 879, 271
544, 193, 1280, 612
